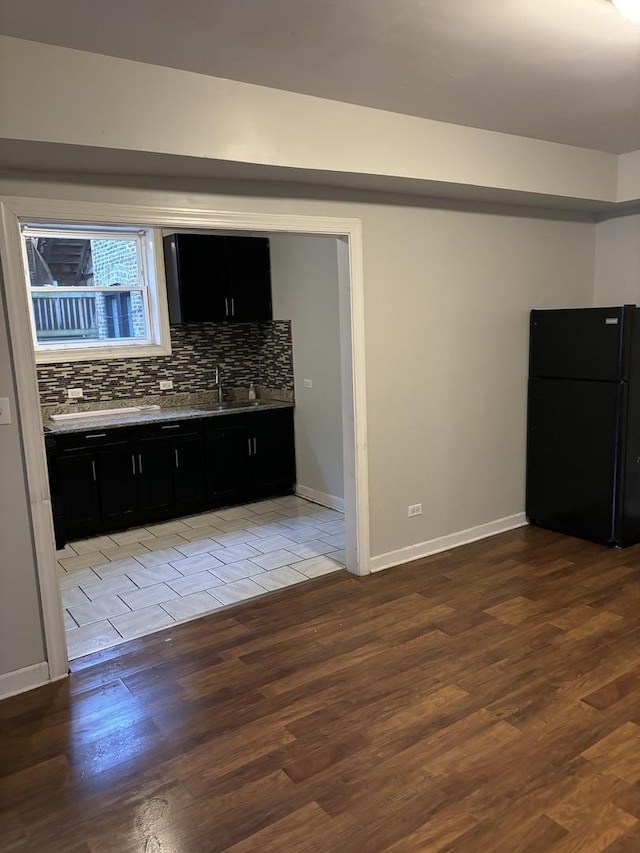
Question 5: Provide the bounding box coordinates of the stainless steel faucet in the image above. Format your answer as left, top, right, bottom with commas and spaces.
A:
214, 363, 223, 403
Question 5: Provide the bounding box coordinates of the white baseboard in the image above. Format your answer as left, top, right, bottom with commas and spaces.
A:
295, 484, 345, 512
370, 512, 528, 574
0, 661, 50, 700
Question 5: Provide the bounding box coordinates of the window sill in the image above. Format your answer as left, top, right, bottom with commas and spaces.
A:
35, 341, 172, 365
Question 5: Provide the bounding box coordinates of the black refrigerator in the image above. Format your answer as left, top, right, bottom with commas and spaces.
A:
526, 305, 640, 548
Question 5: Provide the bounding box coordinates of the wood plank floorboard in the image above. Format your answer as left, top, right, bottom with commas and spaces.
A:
5, 525, 640, 850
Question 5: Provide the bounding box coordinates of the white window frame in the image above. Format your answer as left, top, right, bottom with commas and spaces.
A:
20, 223, 171, 363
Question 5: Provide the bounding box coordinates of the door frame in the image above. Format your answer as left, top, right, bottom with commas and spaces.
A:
0, 196, 370, 683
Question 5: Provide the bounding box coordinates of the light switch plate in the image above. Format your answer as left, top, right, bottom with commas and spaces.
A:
0, 397, 11, 424
303, 379, 313, 388
66, 387, 84, 399
159, 380, 174, 390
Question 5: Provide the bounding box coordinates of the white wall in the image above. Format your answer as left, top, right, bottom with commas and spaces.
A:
0, 36, 622, 206
0, 264, 45, 677
270, 235, 344, 504
362, 205, 594, 556
594, 215, 640, 306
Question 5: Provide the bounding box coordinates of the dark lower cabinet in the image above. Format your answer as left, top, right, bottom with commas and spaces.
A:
57, 451, 101, 540
205, 421, 250, 505
137, 426, 207, 521
249, 410, 296, 494
50, 408, 295, 545
56, 430, 139, 541
96, 445, 139, 531
137, 439, 175, 522
173, 435, 206, 515
204, 408, 295, 505
138, 435, 205, 521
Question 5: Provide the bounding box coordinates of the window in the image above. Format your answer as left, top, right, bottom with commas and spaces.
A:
20, 224, 171, 363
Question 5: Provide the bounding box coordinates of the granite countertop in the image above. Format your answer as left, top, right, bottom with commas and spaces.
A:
43, 399, 293, 435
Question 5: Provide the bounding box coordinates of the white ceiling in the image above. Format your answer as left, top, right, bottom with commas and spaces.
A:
1, 0, 639, 154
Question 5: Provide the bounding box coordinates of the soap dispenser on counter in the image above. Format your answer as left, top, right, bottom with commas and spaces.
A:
248, 383, 256, 401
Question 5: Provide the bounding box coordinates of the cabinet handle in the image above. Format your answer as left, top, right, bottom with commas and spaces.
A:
138, 453, 143, 474
225, 297, 229, 317
247, 438, 252, 456
231, 297, 235, 317
175, 448, 179, 469
85, 433, 106, 439
161, 424, 181, 430
253, 436, 257, 455
91, 460, 97, 482
131, 454, 136, 475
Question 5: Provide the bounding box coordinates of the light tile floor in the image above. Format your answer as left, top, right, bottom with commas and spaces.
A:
57, 496, 345, 660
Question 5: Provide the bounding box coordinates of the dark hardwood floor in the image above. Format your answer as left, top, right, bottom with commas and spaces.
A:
4, 525, 640, 851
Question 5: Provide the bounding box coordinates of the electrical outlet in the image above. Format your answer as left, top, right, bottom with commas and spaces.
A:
0, 397, 11, 425
408, 503, 422, 518
66, 388, 83, 400
304, 379, 313, 388
159, 380, 174, 391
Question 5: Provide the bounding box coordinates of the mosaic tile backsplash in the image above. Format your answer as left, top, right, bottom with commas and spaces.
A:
37, 321, 294, 406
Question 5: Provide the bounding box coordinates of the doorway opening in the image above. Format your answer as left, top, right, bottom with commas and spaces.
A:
54, 229, 347, 659
0, 198, 369, 681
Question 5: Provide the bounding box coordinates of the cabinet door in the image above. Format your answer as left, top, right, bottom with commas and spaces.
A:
137, 440, 175, 522
226, 237, 272, 322
57, 451, 101, 539
96, 444, 139, 532
166, 234, 229, 323
249, 410, 296, 494
173, 435, 206, 515
205, 424, 250, 503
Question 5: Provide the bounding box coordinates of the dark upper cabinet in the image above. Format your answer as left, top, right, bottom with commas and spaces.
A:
164, 234, 272, 324
224, 237, 272, 322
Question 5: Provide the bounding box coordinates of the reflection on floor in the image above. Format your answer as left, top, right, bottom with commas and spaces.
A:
57, 496, 345, 660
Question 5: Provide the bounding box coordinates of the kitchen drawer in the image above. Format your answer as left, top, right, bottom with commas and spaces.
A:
137, 419, 202, 439
201, 412, 247, 431
56, 427, 134, 451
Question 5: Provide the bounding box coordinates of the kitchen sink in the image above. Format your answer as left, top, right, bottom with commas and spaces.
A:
196, 400, 269, 412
